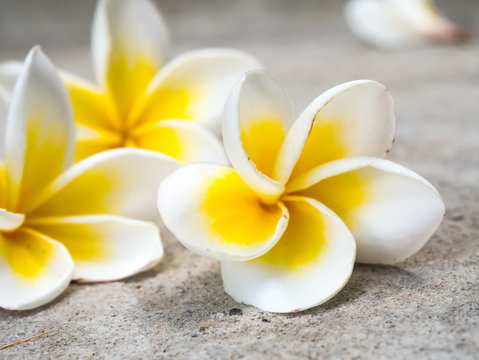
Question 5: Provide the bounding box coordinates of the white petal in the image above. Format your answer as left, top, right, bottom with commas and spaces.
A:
0, 162, 5, 205
0, 228, 74, 310
4, 47, 74, 213
0, 63, 27, 157
221, 196, 356, 313
92, 0, 169, 87
27, 215, 162, 282
0, 102, 5, 159
130, 49, 261, 132
29, 148, 178, 222
0, 61, 119, 160
223, 70, 294, 200
344, 0, 469, 49
288, 157, 445, 264
275, 80, 395, 183
158, 164, 289, 261
0, 209, 24, 232
0, 61, 22, 102
133, 119, 228, 165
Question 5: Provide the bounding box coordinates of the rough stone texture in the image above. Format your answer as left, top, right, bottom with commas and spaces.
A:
0, 1, 478, 359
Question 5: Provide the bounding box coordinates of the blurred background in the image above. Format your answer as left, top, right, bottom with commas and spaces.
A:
0, 1, 478, 358
0, 0, 477, 105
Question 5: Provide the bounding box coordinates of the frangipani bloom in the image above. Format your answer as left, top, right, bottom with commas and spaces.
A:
0, 47, 179, 310
344, 0, 469, 49
0, 0, 259, 164
158, 70, 445, 313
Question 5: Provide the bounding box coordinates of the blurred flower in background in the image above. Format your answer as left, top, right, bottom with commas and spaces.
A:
344, 0, 470, 49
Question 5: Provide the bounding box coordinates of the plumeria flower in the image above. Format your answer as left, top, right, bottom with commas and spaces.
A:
0, 0, 260, 164
0, 47, 179, 310
344, 0, 470, 49
158, 70, 445, 313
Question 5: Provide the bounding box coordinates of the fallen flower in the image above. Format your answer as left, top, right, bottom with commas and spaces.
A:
0, 0, 259, 163
0, 47, 178, 310
344, 0, 470, 49
158, 70, 445, 313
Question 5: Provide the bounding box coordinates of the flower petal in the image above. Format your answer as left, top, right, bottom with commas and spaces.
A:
288, 157, 445, 264
275, 80, 395, 184
0, 161, 5, 207
63, 73, 120, 134
92, 0, 169, 117
62, 75, 124, 162
0, 61, 22, 102
29, 148, 178, 221
158, 164, 289, 261
132, 119, 228, 165
0, 228, 74, 310
0, 209, 24, 232
0, 63, 122, 155
223, 70, 294, 200
26, 215, 162, 282
129, 49, 261, 132
4, 47, 74, 213
221, 196, 356, 313
74, 124, 123, 162
0, 108, 5, 159
344, 0, 470, 49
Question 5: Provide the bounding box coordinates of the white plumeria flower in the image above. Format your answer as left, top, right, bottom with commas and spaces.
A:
0, 0, 260, 164
344, 0, 470, 49
158, 70, 445, 313
0, 47, 180, 311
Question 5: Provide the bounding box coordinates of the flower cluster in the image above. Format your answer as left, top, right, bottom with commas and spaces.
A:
0, 0, 446, 312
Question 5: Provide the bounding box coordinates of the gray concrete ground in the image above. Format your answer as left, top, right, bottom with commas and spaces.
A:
0, 0, 478, 359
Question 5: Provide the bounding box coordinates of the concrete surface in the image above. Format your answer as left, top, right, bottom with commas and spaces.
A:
0, 0, 478, 359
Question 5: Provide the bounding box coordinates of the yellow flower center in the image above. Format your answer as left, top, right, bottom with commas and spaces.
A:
203, 171, 284, 248
253, 199, 328, 274
118, 127, 138, 148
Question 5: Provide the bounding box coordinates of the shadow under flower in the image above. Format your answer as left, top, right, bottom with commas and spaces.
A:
132, 254, 425, 325
295, 263, 425, 317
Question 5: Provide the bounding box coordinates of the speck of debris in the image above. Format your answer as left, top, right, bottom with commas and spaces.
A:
262, 318, 270, 323
201, 322, 211, 328
452, 215, 464, 221
229, 308, 243, 316
191, 333, 198, 338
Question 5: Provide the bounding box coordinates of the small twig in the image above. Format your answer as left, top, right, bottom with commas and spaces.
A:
0, 330, 58, 350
